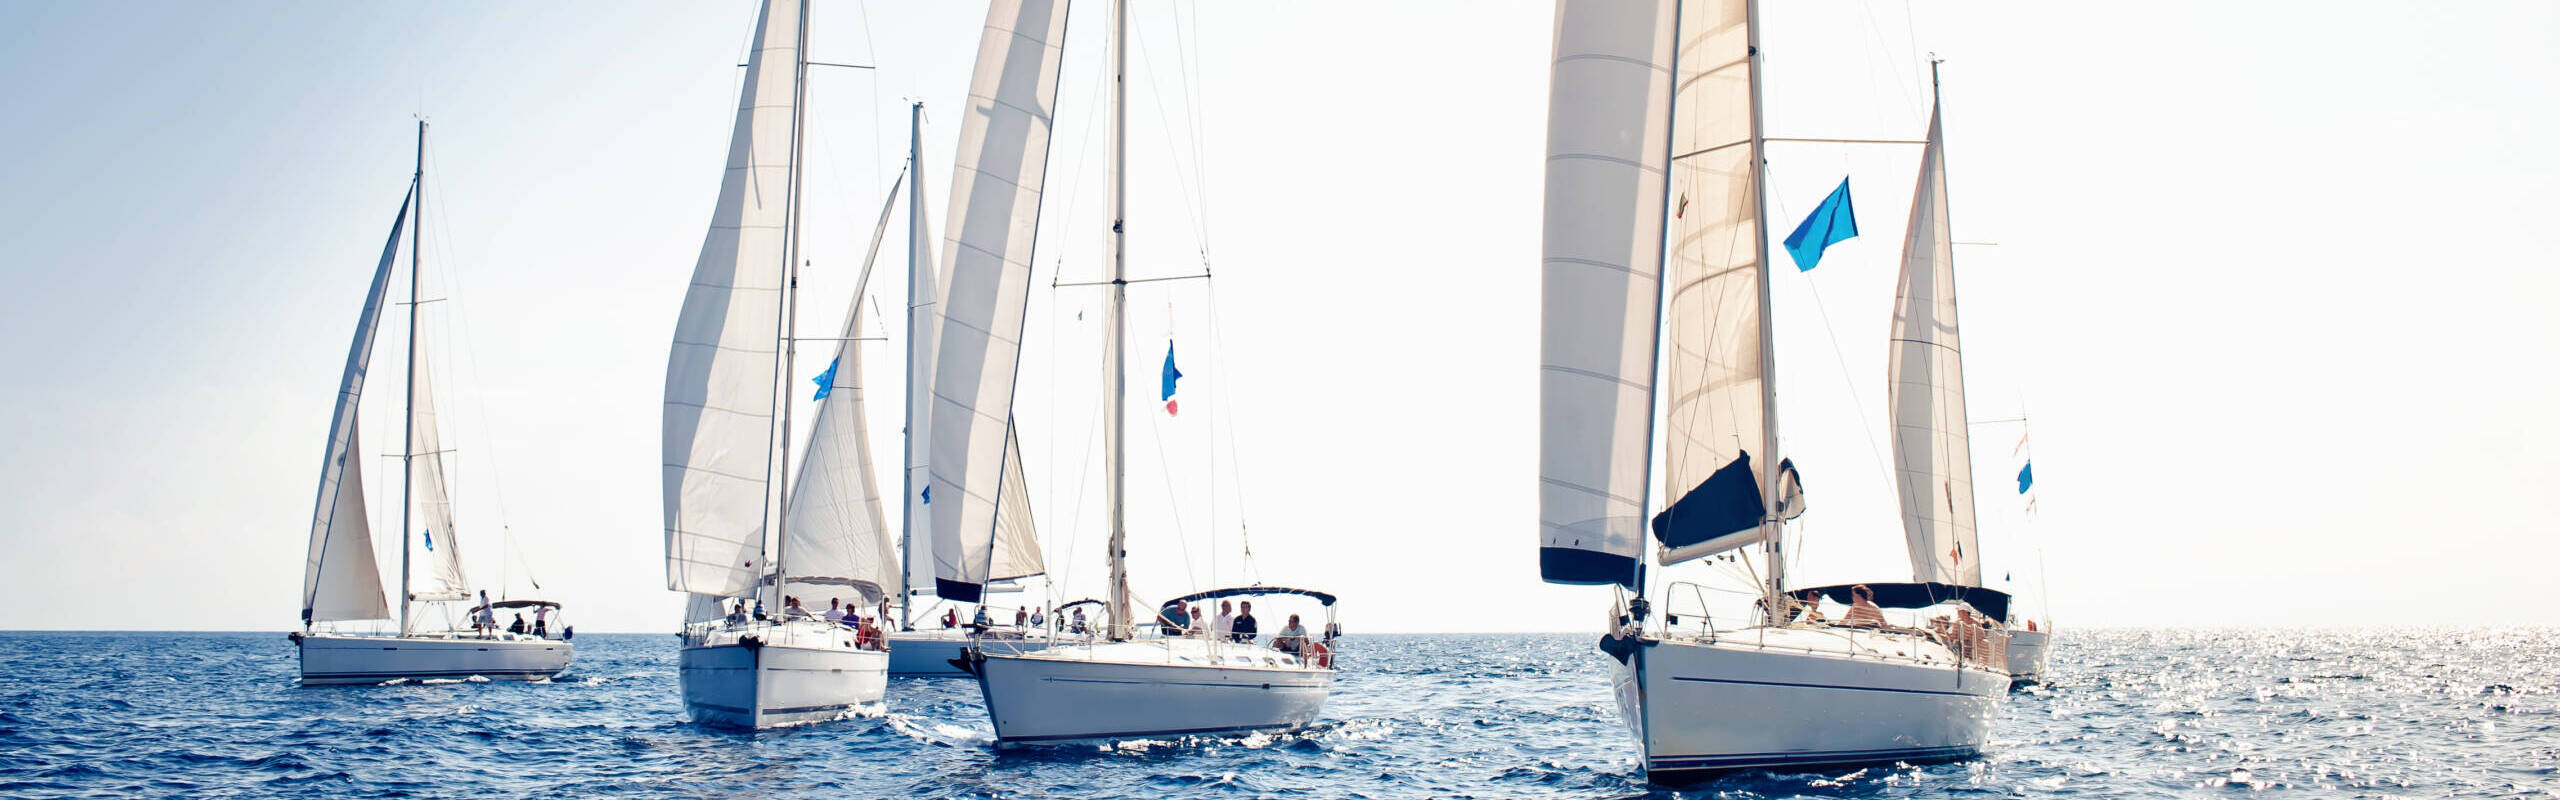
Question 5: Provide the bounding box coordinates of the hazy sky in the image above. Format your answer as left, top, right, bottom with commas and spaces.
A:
1, 1, 2553, 634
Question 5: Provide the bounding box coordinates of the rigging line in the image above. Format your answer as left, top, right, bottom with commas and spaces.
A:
1143, 366, 1204, 602
1172, 0, 1212, 255
1850, 1, 1922, 131
1127, 13, 1213, 258
1203, 278, 1259, 584
1768, 168, 1895, 499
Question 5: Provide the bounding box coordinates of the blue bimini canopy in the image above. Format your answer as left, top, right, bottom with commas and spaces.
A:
1157, 586, 1337, 621
1797, 582, 2010, 623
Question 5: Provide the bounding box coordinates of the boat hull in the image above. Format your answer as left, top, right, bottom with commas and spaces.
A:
2005, 628, 2051, 684
972, 641, 1331, 745
295, 633, 573, 685
679, 634, 886, 729
887, 629, 1051, 677
1616, 630, 2007, 781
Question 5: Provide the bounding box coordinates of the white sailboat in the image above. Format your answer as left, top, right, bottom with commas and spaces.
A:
294, 121, 573, 685
931, 0, 1337, 745
662, 0, 893, 729
1537, 1, 2008, 780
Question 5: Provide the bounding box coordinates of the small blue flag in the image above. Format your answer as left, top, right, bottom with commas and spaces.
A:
423, 529, 433, 552
1782, 177, 1859, 271
2016, 462, 2034, 494
812, 357, 839, 401
920, 486, 931, 505
1160, 342, 1183, 415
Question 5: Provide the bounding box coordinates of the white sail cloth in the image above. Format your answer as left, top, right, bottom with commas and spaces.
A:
928, 0, 1069, 603
663, 0, 800, 598
302, 189, 409, 625
1651, 0, 1773, 567
1888, 105, 1981, 587
409, 358, 469, 603
1537, 0, 1677, 588
782, 304, 899, 605
903, 129, 942, 600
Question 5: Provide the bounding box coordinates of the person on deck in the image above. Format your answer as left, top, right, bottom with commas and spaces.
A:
1273, 614, 1309, 655
1187, 605, 1206, 637
971, 605, 992, 630
1159, 603, 1190, 636
783, 597, 816, 620
942, 608, 959, 629
1797, 590, 1827, 624
508, 614, 527, 635
472, 590, 497, 637
725, 600, 748, 627
1015, 607, 1028, 628
1232, 601, 1259, 643
1843, 584, 1888, 627
533, 604, 552, 637
1211, 601, 1235, 642
824, 598, 846, 624
1029, 606, 1046, 628
1069, 606, 1088, 635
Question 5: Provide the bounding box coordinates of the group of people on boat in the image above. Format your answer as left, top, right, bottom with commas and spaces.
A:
1759, 584, 2006, 668
466, 590, 564, 640
718, 596, 889, 650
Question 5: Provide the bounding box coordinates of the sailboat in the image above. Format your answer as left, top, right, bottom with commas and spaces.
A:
935, 0, 1338, 745
1537, 1, 2008, 780
293, 121, 574, 685
661, 0, 900, 729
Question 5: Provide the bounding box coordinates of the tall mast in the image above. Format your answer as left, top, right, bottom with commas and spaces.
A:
762, 0, 815, 613
899, 99, 922, 624
1103, 0, 1132, 641
1742, 0, 1785, 609
399, 119, 424, 636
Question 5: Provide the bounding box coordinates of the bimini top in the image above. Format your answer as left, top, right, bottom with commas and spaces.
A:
1158, 586, 1338, 620
487, 599, 563, 611
1054, 598, 1108, 615
1796, 582, 2009, 622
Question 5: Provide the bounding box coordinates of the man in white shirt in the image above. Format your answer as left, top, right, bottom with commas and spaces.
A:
824, 598, 847, 624
1210, 600, 1235, 642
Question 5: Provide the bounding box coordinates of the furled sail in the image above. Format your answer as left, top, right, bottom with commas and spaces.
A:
1887, 105, 1980, 587
1654, 0, 1774, 566
1536, 0, 1678, 589
927, 0, 1069, 604
408, 357, 470, 602
302, 189, 410, 625
781, 302, 899, 605
904, 131, 941, 600
662, 0, 800, 598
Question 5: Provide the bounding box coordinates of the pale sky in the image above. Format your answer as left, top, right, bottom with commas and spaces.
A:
1, 1, 2553, 634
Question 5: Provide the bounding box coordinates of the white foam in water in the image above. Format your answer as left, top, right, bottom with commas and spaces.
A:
377, 678, 410, 686
421, 678, 463, 685
464, 675, 489, 683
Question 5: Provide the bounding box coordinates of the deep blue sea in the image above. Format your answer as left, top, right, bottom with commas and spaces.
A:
1, 629, 2553, 798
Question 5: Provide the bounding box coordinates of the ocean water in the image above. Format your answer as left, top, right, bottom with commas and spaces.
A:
0, 629, 2552, 798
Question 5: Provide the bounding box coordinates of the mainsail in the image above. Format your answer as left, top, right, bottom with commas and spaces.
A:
662, 0, 801, 598
1653, 0, 1774, 566
1887, 104, 1980, 587
927, 0, 1069, 603
903, 122, 942, 600
781, 303, 900, 605
302, 189, 409, 625
409, 354, 469, 603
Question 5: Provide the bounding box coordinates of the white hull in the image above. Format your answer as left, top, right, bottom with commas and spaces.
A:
1615, 627, 2007, 779
679, 621, 887, 728
295, 632, 573, 685
2005, 628, 2051, 684
972, 638, 1331, 745
887, 628, 1053, 677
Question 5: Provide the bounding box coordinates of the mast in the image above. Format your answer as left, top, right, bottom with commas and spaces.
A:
899, 99, 922, 626
762, 0, 815, 614
1103, 0, 1132, 641
399, 119, 424, 636
1742, 0, 1785, 610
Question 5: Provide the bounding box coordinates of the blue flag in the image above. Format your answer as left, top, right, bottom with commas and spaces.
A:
1160, 342, 1183, 415
920, 485, 931, 505
812, 357, 839, 401
2016, 462, 2034, 494
1782, 177, 1859, 271
422, 529, 433, 552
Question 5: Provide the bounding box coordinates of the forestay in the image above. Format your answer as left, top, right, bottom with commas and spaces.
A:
1536, 0, 1676, 589
302, 189, 409, 625
1887, 105, 1980, 587
1654, 0, 1775, 566
928, 0, 1068, 603
662, 0, 800, 598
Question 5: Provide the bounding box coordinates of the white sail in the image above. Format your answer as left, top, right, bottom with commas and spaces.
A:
927, 0, 1070, 603
408, 357, 470, 602
904, 127, 941, 600
1536, 0, 1677, 588
1888, 105, 1980, 587
662, 0, 801, 598
1653, 0, 1773, 567
988, 423, 1043, 582
782, 302, 900, 605
302, 190, 409, 625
